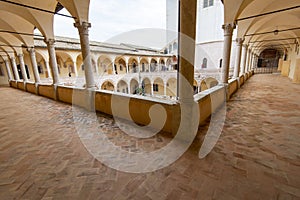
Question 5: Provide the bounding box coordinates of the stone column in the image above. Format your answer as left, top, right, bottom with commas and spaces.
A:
73, 61, 78, 77
10, 57, 19, 80
245, 49, 250, 72
112, 61, 116, 75
240, 44, 248, 75
174, 0, 199, 138
74, 22, 95, 88
221, 23, 236, 83
18, 54, 28, 82
4, 60, 13, 80
44, 60, 52, 78
178, 0, 197, 101
45, 39, 60, 84
27, 48, 41, 83
164, 82, 167, 96
151, 82, 154, 96
126, 61, 129, 73
233, 38, 244, 78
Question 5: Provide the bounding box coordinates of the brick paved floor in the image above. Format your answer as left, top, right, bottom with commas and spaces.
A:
0, 74, 299, 200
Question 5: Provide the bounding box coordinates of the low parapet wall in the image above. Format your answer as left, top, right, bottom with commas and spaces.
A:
9, 72, 253, 135
26, 82, 37, 94
38, 84, 54, 99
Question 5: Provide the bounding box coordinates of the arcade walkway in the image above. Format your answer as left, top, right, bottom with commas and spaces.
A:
0, 74, 299, 200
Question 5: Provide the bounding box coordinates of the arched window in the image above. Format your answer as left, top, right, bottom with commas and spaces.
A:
202, 58, 207, 68
203, 0, 214, 8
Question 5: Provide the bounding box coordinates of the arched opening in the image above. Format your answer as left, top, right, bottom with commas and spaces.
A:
257, 49, 281, 74
130, 79, 139, 94
150, 58, 158, 72
166, 78, 177, 97
160, 59, 166, 71
76, 55, 84, 77
140, 58, 149, 72
193, 79, 199, 94
99, 57, 113, 75
166, 58, 172, 71
101, 81, 114, 91
142, 78, 151, 95
153, 77, 164, 95
128, 57, 138, 73
35, 52, 49, 79
115, 57, 126, 75
117, 80, 128, 93
200, 77, 218, 92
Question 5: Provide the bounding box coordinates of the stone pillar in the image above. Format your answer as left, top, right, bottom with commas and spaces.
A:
10, 57, 19, 80
174, 0, 199, 138
44, 60, 52, 78
245, 49, 250, 72
151, 82, 154, 96
178, 0, 198, 101
18, 54, 28, 82
233, 38, 244, 78
240, 45, 248, 75
164, 82, 167, 96
74, 22, 95, 88
221, 23, 236, 83
126, 61, 129, 73
45, 39, 60, 84
4, 60, 13, 80
112, 61, 116, 74
27, 48, 41, 83
73, 61, 78, 77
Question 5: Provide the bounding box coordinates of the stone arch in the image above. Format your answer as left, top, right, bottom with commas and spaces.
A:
153, 77, 164, 95
35, 51, 50, 79
117, 80, 128, 94
200, 77, 219, 92
166, 77, 177, 97
56, 51, 74, 77
130, 78, 139, 94
128, 57, 138, 73
140, 57, 149, 72
76, 54, 84, 77
98, 56, 113, 75
193, 79, 199, 94
142, 77, 151, 95
150, 58, 158, 72
115, 56, 127, 74
101, 80, 115, 91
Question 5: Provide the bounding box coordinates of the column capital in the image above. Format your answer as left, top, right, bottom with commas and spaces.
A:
236, 38, 244, 45
44, 39, 55, 46
17, 53, 24, 57
27, 47, 35, 53
222, 23, 236, 36
74, 21, 91, 35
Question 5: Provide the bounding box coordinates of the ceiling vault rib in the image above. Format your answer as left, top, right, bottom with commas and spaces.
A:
0, 29, 43, 38
245, 27, 300, 37
249, 37, 300, 43
0, 0, 76, 19
236, 5, 300, 22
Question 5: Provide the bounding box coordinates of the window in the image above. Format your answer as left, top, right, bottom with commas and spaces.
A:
202, 58, 207, 68
153, 84, 159, 92
203, 0, 213, 8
